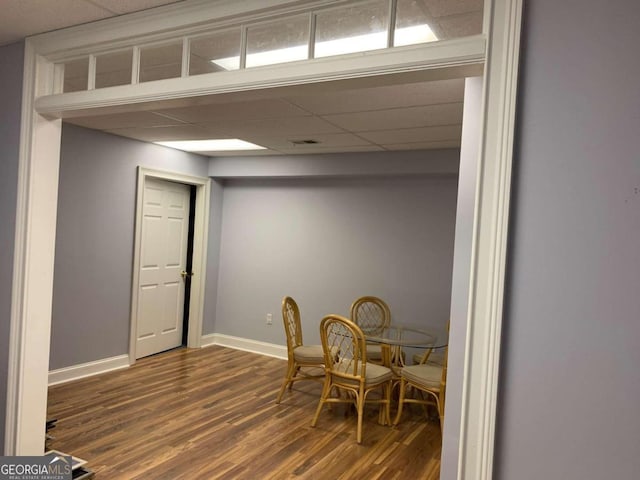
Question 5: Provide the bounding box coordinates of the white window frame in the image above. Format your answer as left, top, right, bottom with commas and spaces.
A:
187, 25, 244, 76
91, 47, 136, 91
137, 38, 187, 84
5, 1, 522, 479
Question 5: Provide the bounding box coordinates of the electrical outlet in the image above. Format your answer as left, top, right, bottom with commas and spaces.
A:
266, 313, 273, 325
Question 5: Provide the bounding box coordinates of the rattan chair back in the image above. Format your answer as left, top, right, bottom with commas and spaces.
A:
350, 296, 391, 335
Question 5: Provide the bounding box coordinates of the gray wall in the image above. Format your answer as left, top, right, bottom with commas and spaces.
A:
0, 41, 24, 454
213, 175, 457, 346
50, 124, 209, 369
52, 132, 458, 367
496, 1, 640, 479
210, 149, 459, 178
202, 179, 224, 335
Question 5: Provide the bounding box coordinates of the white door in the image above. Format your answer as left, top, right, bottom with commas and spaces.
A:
136, 177, 191, 359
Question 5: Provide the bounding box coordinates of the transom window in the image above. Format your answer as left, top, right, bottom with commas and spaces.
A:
60, 0, 482, 93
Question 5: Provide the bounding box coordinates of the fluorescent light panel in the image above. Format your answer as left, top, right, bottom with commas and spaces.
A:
156, 139, 266, 151
211, 24, 437, 70
394, 24, 439, 47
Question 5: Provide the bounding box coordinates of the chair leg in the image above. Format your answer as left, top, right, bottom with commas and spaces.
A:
434, 396, 444, 435
393, 378, 407, 425
424, 391, 443, 434
384, 381, 392, 426
417, 389, 431, 418
423, 390, 441, 421
289, 366, 301, 390
311, 375, 331, 427
356, 387, 365, 444
376, 382, 391, 425
276, 361, 296, 404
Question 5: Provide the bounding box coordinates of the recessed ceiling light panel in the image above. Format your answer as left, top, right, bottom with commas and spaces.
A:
155, 139, 266, 152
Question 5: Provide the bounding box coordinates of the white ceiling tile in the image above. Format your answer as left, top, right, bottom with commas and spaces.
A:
90, 0, 185, 15
287, 78, 464, 115
201, 116, 344, 137
358, 125, 462, 145
276, 145, 384, 155
0, 0, 185, 46
177, 123, 231, 138
65, 111, 188, 130
201, 149, 280, 157
59, 75, 466, 155
240, 132, 372, 150
323, 103, 464, 132
0, 0, 112, 46
436, 12, 484, 39
104, 124, 219, 142
154, 99, 310, 123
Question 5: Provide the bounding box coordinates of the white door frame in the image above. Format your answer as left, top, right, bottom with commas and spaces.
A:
130, 167, 211, 363
5, 1, 523, 479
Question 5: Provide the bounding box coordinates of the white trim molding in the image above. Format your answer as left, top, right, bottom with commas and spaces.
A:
201, 333, 287, 360
456, 0, 523, 478
129, 167, 211, 364
5, 43, 62, 456
48, 355, 130, 386
35, 36, 484, 119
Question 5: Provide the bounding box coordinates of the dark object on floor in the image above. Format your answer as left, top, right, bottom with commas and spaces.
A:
45, 418, 58, 450
46, 418, 58, 430
72, 467, 95, 479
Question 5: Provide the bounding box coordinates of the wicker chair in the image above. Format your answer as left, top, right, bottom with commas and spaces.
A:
411, 348, 446, 366
275, 296, 324, 404
311, 314, 393, 444
393, 343, 448, 434
350, 296, 391, 365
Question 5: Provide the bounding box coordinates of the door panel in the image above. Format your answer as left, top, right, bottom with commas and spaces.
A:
166, 217, 185, 265
136, 177, 190, 359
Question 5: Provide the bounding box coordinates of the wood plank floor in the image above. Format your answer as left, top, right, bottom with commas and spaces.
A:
47, 346, 441, 479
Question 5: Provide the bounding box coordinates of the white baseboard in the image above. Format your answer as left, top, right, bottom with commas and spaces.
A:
48, 335, 286, 386
48, 354, 130, 386
201, 333, 287, 360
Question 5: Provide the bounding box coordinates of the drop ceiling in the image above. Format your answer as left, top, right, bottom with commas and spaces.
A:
65, 77, 466, 156
3, 0, 478, 156
0, 0, 186, 47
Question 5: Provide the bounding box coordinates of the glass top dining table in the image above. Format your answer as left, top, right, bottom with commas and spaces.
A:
364, 324, 448, 370
365, 325, 448, 348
